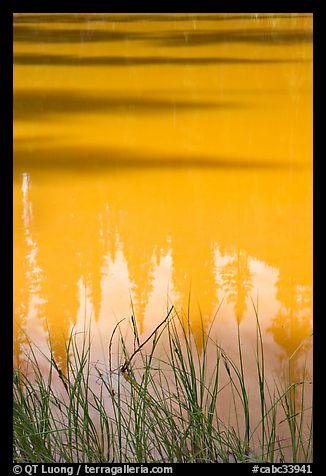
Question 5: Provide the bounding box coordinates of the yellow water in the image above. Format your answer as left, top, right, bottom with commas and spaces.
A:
13, 13, 312, 437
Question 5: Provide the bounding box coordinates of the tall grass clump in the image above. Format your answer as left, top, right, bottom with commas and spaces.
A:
13, 304, 312, 463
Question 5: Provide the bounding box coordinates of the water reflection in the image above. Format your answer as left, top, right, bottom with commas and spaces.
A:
13, 25, 312, 46
268, 276, 312, 382
14, 54, 310, 66
14, 90, 237, 121
220, 250, 253, 324
13, 164, 312, 374
13, 13, 312, 442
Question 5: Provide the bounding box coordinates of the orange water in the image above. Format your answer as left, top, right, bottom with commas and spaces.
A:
13, 13, 313, 454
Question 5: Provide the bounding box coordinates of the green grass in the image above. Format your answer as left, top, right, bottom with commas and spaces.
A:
13, 304, 312, 463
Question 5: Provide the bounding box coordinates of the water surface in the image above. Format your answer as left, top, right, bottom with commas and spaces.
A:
13, 13, 313, 450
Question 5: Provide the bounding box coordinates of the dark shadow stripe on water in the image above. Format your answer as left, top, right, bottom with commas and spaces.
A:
152, 29, 313, 47
13, 25, 312, 45
13, 53, 311, 67
14, 145, 309, 172
14, 90, 246, 121
13, 25, 139, 43
13, 13, 312, 24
